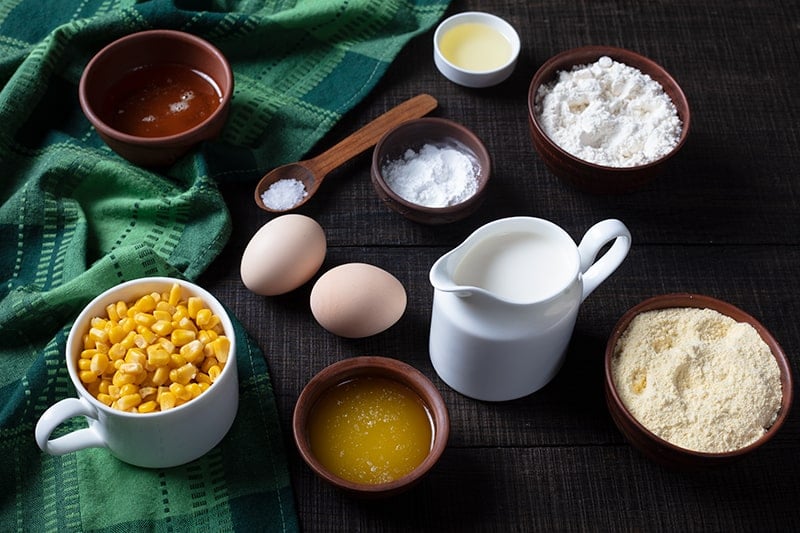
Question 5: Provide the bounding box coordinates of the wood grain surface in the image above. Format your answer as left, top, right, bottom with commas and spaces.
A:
200, 1, 800, 530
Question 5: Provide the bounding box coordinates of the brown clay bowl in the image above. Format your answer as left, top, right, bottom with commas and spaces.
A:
293, 356, 449, 497
527, 46, 690, 194
604, 293, 793, 468
79, 29, 233, 167
371, 118, 491, 224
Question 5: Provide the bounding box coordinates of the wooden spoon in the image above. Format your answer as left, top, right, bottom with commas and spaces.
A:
254, 93, 438, 212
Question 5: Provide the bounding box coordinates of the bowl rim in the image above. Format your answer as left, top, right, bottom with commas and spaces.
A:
433, 11, 521, 76
78, 29, 233, 146
292, 355, 450, 495
527, 45, 691, 172
604, 292, 794, 458
371, 117, 491, 215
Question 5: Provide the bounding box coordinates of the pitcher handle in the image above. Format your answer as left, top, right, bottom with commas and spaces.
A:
577, 219, 631, 302
35, 397, 107, 456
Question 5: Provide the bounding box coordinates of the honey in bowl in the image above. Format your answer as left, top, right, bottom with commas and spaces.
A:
307, 376, 434, 485
102, 63, 223, 138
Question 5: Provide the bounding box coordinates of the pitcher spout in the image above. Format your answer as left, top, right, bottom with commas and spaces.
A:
429, 251, 475, 298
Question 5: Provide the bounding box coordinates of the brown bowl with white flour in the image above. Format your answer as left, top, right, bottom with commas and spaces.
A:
527, 46, 690, 194
371, 118, 491, 225
605, 294, 793, 468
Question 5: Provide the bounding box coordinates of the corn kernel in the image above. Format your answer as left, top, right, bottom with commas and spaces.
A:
112, 371, 137, 387
135, 294, 157, 313
119, 383, 139, 397
139, 386, 157, 400
107, 324, 126, 345
80, 348, 97, 360
136, 327, 158, 345
117, 393, 142, 411
185, 383, 203, 398
151, 320, 173, 336
168, 283, 181, 306
147, 347, 171, 367
180, 340, 204, 364
138, 401, 158, 413
78, 359, 92, 371
171, 328, 196, 346
198, 382, 210, 392
79, 370, 98, 384
89, 327, 108, 345
158, 391, 177, 411
108, 385, 122, 400
196, 373, 212, 385
125, 349, 147, 367
108, 343, 126, 361
90, 352, 109, 375
105, 303, 120, 322
169, 382, 193, 401
187, 297, 204, 319
119, 362, 144, 375
98, 379, 111, 394
198, 330, 218, 344
97, 393, 113, 406
134, 312, 156, 328
170, 363, 197, 385
152, 366, 170, 386
207, 365, 222, 382
209, 337, 230, 363
201, 357, 218, 373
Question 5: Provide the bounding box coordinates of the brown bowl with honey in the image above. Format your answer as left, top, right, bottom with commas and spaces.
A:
293, 356, 449, 497
79, 29, 233, 167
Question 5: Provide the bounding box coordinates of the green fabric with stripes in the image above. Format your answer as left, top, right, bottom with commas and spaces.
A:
0, 0, 450, 531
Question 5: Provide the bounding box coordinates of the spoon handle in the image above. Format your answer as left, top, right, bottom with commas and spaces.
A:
309, 93, 438, 176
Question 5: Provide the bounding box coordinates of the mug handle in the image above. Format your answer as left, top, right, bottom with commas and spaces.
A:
35, 397, 107, 456
577, 219, 631, 302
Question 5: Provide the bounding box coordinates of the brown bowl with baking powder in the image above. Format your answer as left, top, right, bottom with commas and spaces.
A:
528, 46, 690, 194
371, 118, 491, 224
604, 294, 793, 468
79, 29, 233, 167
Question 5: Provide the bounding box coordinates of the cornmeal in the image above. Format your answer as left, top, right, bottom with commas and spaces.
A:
611, 307, 782, 453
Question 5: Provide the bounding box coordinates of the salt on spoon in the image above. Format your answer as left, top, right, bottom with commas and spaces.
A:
253, 94, 438, 213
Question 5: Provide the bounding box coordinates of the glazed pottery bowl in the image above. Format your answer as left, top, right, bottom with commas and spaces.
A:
604, 293, 793, 468
293, 356, 449, 497
527, 46, 690, 193
371, 117, 491, 225
79, 29, 233, 167
433, 11, 520, 88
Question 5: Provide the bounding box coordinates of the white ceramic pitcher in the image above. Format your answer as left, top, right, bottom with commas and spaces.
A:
428, 217, 631, 401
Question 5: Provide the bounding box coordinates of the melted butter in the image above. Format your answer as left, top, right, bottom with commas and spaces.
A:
439, 22, 512, 71
102, 63, 222, 138
308, 376, 433, 485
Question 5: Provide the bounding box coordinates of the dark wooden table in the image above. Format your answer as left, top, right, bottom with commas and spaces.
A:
200, 1, 800, 530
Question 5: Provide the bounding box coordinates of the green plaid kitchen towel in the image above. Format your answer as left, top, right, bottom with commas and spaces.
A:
0, 0, 450, 531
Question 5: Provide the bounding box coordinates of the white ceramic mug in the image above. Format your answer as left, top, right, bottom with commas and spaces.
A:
35, 277, 239, 468
429, 217, 631, 401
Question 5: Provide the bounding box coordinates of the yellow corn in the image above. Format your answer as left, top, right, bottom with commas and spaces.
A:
138, 400, 158, 413
151, 366, 170, 386
180, 340, 204, 364
158, 390, 177, 411
168, 283, 181, 306
187, 297, 203, 319
171, 328, 196, 347
207, 365, 222, 382
208, 337, 230, 363
79, 370, 98, 384
117, 393, 142, 411
169, 382, 193, 401
79, 285, 226, 413
90, 352, 109, 375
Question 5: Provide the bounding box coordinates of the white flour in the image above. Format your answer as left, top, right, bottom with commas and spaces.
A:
535, 56, 682, 167
381, 143, 479, 207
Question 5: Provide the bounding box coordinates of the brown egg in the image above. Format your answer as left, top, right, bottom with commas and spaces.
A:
240, 214, 326, 296
310, 263, 407, 338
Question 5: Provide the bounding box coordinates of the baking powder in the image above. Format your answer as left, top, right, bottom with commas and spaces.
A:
381, 143, 479, 208
535, 56, 682, 167
611, 307, 782, 453
261, 178, 307, 210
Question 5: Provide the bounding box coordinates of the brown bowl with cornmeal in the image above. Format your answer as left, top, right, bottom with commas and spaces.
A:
604, 293, 793, 468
